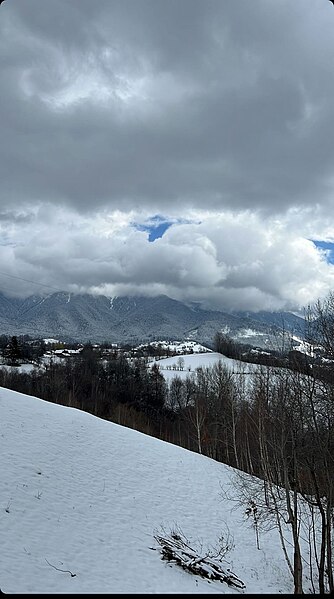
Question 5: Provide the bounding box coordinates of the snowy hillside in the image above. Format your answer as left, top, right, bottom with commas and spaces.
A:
150, 352, 256, 382
1, 387, 300, 594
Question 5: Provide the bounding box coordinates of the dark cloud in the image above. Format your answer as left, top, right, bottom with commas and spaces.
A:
0, 0, 333, 215
1, 1, 334, 310
0, 210, 33, 223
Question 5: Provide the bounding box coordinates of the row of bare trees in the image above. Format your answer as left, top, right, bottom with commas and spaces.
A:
231, 364, 333, 594
164, 295, 334, 594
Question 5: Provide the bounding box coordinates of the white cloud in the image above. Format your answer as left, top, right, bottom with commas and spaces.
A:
1, 1, 334, 311
0, 205, 333, 312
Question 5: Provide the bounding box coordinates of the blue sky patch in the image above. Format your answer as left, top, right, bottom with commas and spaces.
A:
133, 215, 199, 242
146, 220, 173, 242
134, 215, 174, 241
312, 240, 334, 264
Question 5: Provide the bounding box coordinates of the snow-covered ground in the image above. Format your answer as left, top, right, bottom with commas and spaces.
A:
150, 352, 255, 382
0, 355, 63, 374
137, 340, 211, 354
0, 363, 37, 374
0, 352, 256, 384
1, 386, 300, 594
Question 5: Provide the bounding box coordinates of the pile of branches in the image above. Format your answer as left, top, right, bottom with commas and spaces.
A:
154, 527, 245, 590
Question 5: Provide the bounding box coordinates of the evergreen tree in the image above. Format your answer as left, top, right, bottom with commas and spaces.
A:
5, 336, 21, 366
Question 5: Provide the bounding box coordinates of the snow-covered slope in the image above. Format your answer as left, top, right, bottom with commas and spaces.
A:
1, 387, 295, 594
150, 352, 256, 382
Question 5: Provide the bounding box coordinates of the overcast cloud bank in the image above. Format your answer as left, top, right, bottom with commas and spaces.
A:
1, 0, 334, 311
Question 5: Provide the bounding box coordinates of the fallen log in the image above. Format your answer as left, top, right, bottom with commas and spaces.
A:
154, 530, 245, 590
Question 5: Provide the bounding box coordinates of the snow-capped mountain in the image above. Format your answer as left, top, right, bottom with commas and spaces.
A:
0, 291, 305, 346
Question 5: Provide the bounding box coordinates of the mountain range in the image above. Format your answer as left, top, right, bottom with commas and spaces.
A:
0, 291, 305, 348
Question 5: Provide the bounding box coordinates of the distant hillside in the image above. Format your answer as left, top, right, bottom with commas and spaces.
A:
237, 309, 305, 336
0, 291, 304, 347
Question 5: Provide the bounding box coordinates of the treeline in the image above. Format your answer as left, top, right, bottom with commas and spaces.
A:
0, 340, 331, 476
0, 334, 46, 364
0, 339, 284, 465
0, 346, 166, 432
0, 343, 248, 459
213, 330, 313, 373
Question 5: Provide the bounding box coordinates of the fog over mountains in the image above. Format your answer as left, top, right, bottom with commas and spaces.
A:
0, 292, 305, 347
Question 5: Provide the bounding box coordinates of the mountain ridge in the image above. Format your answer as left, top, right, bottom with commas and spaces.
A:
0, 291, 305, 347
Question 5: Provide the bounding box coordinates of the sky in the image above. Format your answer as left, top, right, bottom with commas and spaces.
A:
1, 383, 308, 594
1, 0, 334, 311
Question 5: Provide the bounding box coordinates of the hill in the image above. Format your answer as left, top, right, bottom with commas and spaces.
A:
149, 351, 256, 383
0, 291, 305, 347
0, 386, 297, 594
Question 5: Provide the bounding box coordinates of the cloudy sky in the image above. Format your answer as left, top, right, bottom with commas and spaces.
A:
1, 0, 334, 312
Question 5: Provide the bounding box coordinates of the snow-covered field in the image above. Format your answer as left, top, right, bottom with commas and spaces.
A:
0, 386, 300, 594
0, 363, 37, 374
138, 340, 211, 354
150, 352, 255, 382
